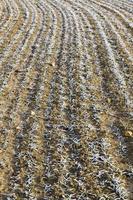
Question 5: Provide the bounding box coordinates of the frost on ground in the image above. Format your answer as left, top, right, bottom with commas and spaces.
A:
0, 0, 133, 199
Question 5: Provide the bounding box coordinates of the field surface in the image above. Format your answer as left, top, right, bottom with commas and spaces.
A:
0, 0, 133, 199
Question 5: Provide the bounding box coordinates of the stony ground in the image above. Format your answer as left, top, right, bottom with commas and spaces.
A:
0, 0, 133, 199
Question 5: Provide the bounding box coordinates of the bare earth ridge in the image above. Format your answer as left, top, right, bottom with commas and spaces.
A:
0, 0, 133, 199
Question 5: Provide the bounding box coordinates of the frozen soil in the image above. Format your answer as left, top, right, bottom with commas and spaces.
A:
0, 0, 133, 199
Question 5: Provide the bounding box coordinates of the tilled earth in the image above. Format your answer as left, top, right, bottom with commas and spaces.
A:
0, 0, 133, 199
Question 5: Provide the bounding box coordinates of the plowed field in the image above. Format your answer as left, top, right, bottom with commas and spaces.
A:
0, 0, 133, 199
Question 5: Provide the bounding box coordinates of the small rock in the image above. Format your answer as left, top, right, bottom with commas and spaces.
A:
125, 130, 133, 137
16, 126, 21, 130
31, 111, 35, 116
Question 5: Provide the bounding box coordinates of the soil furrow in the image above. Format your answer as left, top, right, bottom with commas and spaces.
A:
0, 0, 133, 199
